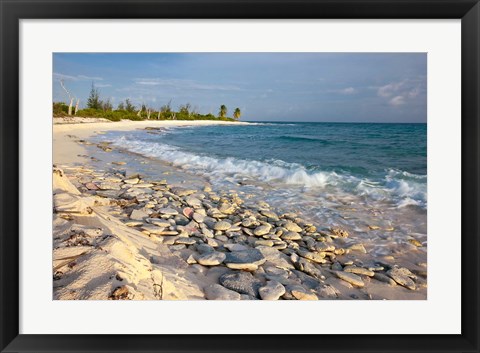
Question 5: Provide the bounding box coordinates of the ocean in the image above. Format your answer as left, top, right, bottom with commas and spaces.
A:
93, 122, 427, 258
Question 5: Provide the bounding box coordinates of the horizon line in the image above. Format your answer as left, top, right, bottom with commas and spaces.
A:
243, 120, 427, 124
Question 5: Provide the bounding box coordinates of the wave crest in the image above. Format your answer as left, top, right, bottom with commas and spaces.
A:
111, 136, 333, 187
108, 135, 427, 208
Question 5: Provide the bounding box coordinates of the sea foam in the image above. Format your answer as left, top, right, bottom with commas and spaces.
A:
108, 133, 427, 209
111, 136, 333, 187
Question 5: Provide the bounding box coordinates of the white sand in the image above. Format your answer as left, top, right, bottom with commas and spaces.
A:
53, 118, 251, 165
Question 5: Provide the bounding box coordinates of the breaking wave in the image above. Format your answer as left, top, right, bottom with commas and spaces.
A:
111, 136, 334, 188
109, 135, 427, 209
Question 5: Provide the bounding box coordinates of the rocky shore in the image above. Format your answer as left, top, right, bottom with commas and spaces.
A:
53, 159, 427, 300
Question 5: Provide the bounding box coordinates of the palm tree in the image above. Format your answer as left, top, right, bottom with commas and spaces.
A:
219, 105, 227, 118
233, 108, 241, 120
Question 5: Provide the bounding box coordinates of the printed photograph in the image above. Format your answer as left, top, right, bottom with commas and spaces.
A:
53, 53, 427, 300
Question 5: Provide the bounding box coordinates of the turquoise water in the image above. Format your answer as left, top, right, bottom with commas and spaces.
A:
159, 122, 426, 176
101, 122, 427, 210
93, 121, 427, 263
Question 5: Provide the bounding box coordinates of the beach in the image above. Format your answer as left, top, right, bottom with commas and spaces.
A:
53, 118, 427, 300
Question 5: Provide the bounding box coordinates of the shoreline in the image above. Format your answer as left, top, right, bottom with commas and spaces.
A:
53, 120, 427, 300
53, 117, 252, 165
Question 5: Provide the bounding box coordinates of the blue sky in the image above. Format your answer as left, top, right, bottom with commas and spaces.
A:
53, 53, 426, 122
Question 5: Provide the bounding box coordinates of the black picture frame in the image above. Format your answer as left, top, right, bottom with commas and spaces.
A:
1, 1, 479, 352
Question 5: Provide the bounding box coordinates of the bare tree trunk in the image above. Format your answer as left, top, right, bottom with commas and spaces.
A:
157, 111, 161, 120
147, 109, 151, 120
137, 106, 142, 117
172, 113, 176, 120
60, 80, 76, 116
74, 99, 80, 115
68, 98, 74, 116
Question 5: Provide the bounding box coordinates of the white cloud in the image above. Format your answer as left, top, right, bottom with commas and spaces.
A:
53, 73, 77, 81
389, 95, 406, 106
77, 74, 103, 81
53, 72, 103, 81
136, 81, 161, 86
134, 78, 242, 91
377, 81, 405, 97
339, 87, 357, 94
95, 83, 112, 88
328, 87, 357, 95
377, 78, 425, 107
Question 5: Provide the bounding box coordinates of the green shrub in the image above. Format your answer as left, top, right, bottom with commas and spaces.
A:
71, 108, 236, 122
53, 102, 69, 116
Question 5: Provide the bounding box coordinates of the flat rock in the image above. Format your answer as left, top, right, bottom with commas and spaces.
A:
294, 257, 323, 279
183, 207, 194, 219
336, 271, 365, 287
253, 224, 271, 236
130, 209, 149, 221
124, 177, 140, 184
297, 249, 327, 264
196, 244, 215, 254
219, 271, 262, 297
373, 272, 397, 286
158, 207, 179, 216
315, 243, 336, 252
214, 221, 232, 231
185, 196, 202, 208
255, 239, 274, 247
224, 249, 266, 270
202, 228, 214, 238
288, 285, 318, 300
219, 203, 236, 215
98, 182, 121, 190
133, 183, 154, 188
141, 224, 166, 235
408, 238, 423, 247
317, 284, 339, 299
204, 284, 241, 300
95, 190, 122, 198
256, 246, 295, 269
242, 218, 257, 228
124, 221, 143, 227
197, 252, 226, 266
283, 221, 302, 232
171, 187, 196, 197
207, 238, 221, 247
147, 219, 171, 228
193, 213, 205, 223
349, 243, 367, 253
158, 230, 178, 236
331, 227, 349, 238
260, 210, 279, 220
281, 231, 302, 241
186, 254, 197, 264
387, 268, 416, 290
174, 215, 190, 226
175, 237, 196, 245
224, 243, 250, 252
85, 182, 99, 190
259, 280, 285, 300
344, 266, 375, 277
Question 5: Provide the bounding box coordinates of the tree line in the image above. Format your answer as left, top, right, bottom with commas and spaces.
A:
53, 82, 242, 122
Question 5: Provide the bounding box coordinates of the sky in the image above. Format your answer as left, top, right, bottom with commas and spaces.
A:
53, 53, 426, 123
